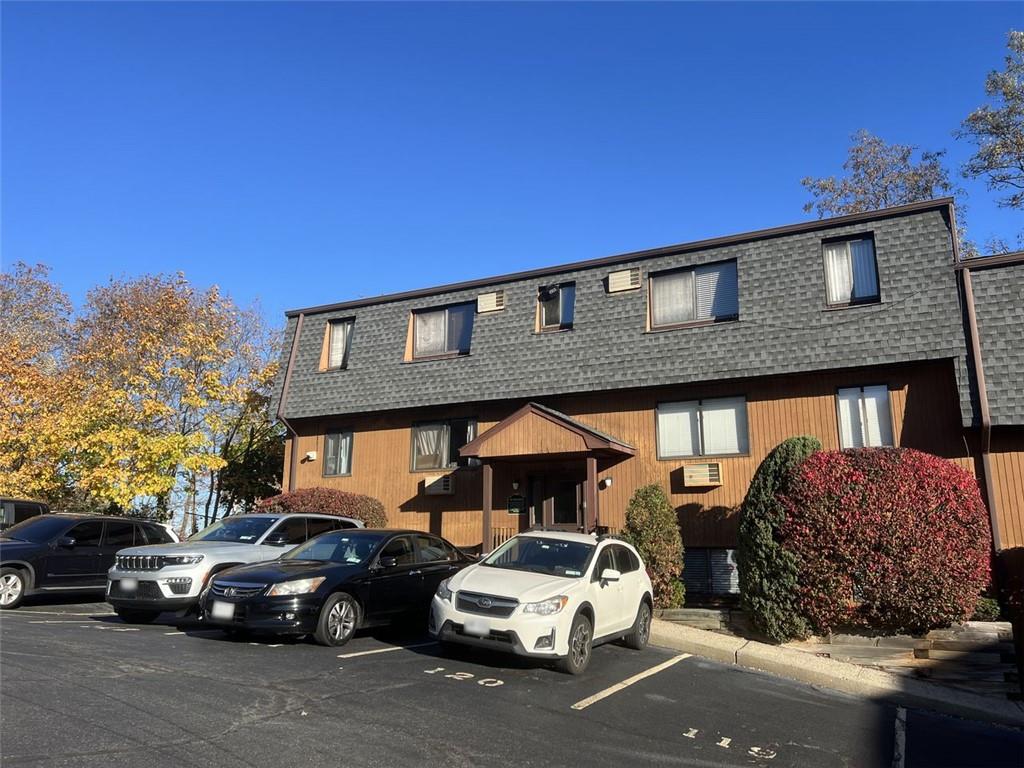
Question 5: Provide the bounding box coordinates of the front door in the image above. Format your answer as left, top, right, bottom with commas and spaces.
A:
544, 475, 583, 531
44, 520, 105, 586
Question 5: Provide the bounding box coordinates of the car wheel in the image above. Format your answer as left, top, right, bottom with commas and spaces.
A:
115, 609, 160, 624
557, 613, 593, 675
314, 592, 360, 647
0, 567, 26, 610
623, 600, 652, 650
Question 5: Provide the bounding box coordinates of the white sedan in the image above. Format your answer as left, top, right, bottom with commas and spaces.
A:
429, 531, 654, 674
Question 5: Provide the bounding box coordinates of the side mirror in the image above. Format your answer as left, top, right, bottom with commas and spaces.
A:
600, 568, 621, 582
57, 536, 76, 548
378, 556, 398, 568
263, 532, 290, 547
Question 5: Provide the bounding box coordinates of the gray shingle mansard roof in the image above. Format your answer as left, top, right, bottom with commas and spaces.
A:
273, 199, 980, 426
970, 260, 1024, 426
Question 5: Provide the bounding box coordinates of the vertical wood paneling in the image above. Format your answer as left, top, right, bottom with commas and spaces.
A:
991, 428, 1024, 549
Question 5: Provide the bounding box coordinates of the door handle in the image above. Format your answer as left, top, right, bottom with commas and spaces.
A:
409, 570, 422, 576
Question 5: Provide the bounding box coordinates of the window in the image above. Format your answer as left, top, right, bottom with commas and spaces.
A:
837, 385, 893, 448
538, 283, 575, 330
412, 303, 474, 358
103, 522, 137, 547
650, 260, 738, 328
307, 517, 339, 539
66, 521, 104, 547
140, 523, 175, 544
323, 430, 353, 476
613, 545, 640, 573
411, 418, 477, 470
326, 319, 354, 369
380, 535, 416, 566
272, 517, 308, 545
657, 396, 748, 457
823, 237, 878, 305
414, 534, 450, 563
592, 546, 617, 580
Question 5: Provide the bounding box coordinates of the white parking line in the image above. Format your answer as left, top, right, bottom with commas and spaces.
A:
5, 610, 116, 617
337, 641, 436, 659
570, 653, 691, 711
164, 631, 186, 635
28, 620, 105, 624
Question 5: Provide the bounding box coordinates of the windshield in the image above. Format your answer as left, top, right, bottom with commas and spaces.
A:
285, 531, 388, 564
481, 536, 595, 578
0, 515, 69, 544
188, 516, 277, 543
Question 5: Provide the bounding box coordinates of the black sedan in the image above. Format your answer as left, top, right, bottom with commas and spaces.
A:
198, 529, 472, 646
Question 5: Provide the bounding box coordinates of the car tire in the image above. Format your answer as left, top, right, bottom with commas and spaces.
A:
0, 567, 27, 610
623, 600, 652, 650
557, 612, 593, 675
115, 608, 160, 624
314, 592, 360, 647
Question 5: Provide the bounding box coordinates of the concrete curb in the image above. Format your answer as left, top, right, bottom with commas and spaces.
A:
650, 619, 1024, 729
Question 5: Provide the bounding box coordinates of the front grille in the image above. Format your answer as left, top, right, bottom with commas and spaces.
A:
456, 591, 518, 618
166, 578, 192, 595
210, 581, 266, 599
110, 580, 163, 600
116, 555, 166, 571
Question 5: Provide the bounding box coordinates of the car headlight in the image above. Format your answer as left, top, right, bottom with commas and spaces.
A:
436, 578, 453, 602
522, 596, 569, 615
266, 577, 325, 597
164, 555, 204, 566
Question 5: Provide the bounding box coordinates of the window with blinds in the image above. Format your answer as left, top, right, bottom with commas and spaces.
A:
323, 430, 353, 476
649, 260, 738, 328
656, 396, 748, 457
326, 319, 354, 370
836, 385, 893, 448
823, 237, 879, 306
412, 303, 475, 358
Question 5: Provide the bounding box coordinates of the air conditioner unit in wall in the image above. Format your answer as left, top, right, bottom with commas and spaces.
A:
607, 268, 641, 293
477, 290, 505, 313
424, 474, 456, 495
682, 462, 723, 487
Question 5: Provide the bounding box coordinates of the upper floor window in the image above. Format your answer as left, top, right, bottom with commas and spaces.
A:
323, 430, 353, 476
836, 385, 892, 449
823, 237, 878, 306
413, 303, 474, 359
656, 396, 749, 457
326, 319, 354, 370
411, 418, 477, 470
538, 283, 575, 331
650, 260, 738, 329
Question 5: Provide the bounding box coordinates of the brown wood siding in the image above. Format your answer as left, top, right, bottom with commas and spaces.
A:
285, 359, 977, 549
991, 428, 1024, 550
476, 411, 590, 458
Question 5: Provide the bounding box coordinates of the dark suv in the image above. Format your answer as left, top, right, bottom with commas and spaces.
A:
0, 514, 175, 609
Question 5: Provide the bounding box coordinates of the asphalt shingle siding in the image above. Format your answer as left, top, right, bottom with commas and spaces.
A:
273, 208, 968, 421
972, 262, 1024, 426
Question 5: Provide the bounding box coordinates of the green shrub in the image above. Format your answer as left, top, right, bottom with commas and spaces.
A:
622, 484, 684, 609
737, 436, 821, 643
257, 487, 388, 528
971, 597, 1002, 622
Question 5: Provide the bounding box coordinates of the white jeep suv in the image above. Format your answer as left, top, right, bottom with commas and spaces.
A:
430, 531, 654, 674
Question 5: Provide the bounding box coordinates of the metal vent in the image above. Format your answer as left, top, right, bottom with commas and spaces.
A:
682, 462, 722, 487
424, 474, 456, 495
477, 290, 505, 313
607, 268, 641, 293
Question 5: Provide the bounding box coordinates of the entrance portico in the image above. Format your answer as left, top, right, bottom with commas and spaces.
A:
459, 402, 635, 550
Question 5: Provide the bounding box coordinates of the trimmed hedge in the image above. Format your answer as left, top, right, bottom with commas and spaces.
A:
622, 484, 684, 609
257, 487, 388, 529
780, 448, 991, 635
738, 436, 821, 642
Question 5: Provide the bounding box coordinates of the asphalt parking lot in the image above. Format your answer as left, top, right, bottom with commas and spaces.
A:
1, 597, 1021, 768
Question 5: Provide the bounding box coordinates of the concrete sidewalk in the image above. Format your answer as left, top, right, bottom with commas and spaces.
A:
650, 618, 1024, 729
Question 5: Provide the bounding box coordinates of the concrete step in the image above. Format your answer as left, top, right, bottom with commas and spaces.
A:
657, 608, 728, 621
915, 648, 1004, 664
928, 638, 1016, 655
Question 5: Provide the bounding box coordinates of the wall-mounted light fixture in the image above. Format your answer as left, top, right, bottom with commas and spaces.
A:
303, 450, 317, 462
598, 477, 613, 490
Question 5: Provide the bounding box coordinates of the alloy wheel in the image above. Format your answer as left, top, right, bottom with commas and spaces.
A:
570, 621, 591, 668
638, 605, 651, 645
0, 573, 23, 607
328, 600, 356, 641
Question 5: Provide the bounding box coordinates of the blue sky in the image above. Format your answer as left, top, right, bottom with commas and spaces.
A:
3, 2, 1020, 325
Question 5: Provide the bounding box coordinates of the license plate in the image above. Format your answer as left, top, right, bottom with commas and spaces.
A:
464, 617, 491, 637
211, 600, 235, 620
119, 578, 137, 593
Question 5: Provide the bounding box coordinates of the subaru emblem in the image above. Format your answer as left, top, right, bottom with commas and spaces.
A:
478, 597, 492, 608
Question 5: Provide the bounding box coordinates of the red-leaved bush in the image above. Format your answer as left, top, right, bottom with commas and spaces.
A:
780, 448, 991, 635
257, 487, 388, 529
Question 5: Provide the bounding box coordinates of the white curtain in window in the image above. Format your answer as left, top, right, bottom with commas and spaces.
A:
328, 321, 351, 369
414, 311, 446, 357
651, 271, 694, 326
325, 432, 352, 475
824, 242, 853, 304
860, 385, 893, 447
695, 262, 738, 320
701, 397, 747, 455
657, 401, 700, 456
837, 387, 864, 448
850, 239, 878, 300
414, 424, 446, 469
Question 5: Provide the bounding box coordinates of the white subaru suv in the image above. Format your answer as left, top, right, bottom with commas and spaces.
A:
430, 531, 654, 674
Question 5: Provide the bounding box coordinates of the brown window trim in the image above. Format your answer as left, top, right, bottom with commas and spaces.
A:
403, 351, 471, 364
535, 325, 574, 335
656, 452, 750, 462
646, 315, 738, 334
321, 429, 354, 478
822, 299, 882, 312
